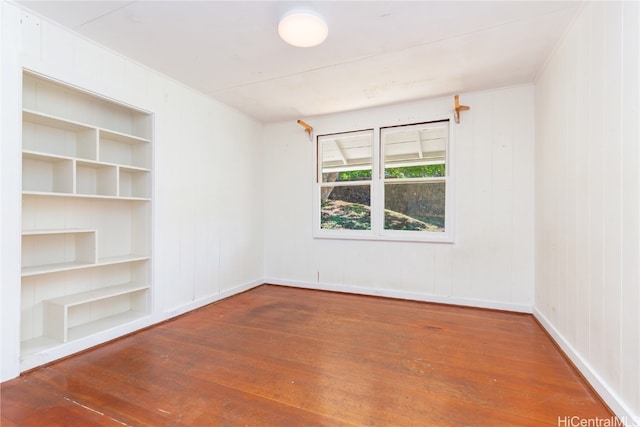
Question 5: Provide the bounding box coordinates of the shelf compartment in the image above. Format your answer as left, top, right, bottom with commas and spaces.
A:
43, 283, 149, 342
21, 230, 97, 276
23, 73, 152, 140
23, 110, 97, 160
20, 261, 150, 348
67, 310, 149, 342
22, 152, 74, 194
119, 166, 150, 198
76, 161, 118, 197
20, 336, 61, 359
99, 129, 151, 169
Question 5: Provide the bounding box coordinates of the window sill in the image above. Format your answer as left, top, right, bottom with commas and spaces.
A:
313, 230, 454, 244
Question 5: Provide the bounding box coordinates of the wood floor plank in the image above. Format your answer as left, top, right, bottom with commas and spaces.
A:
160, 320, 605, 420
1, 284, 615, 426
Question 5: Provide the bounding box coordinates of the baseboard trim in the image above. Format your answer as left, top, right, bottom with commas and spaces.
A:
533, 307, 640, 426
161, 279, 263, 321
264, 278, 533, 313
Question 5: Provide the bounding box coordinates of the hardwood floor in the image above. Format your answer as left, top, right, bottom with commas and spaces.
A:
1, 284, 613, 426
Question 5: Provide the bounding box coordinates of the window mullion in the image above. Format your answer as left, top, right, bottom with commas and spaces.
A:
371, 128, 384, 236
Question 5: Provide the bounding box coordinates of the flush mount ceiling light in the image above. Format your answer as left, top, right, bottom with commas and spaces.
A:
278, 10, 328, 48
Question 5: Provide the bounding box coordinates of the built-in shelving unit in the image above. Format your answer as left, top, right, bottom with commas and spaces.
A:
20, 71, 153, 367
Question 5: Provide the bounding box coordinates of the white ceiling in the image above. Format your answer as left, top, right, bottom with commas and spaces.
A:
16, 1, 582, 123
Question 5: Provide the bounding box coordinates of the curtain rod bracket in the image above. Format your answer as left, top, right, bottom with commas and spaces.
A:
297, 119, 313, 141
454, 95, 470, 124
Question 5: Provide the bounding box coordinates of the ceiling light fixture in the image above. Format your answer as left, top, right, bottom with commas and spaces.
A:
278, 10, 328, 48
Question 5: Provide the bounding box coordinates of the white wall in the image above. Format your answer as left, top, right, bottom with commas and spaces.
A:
0, 0, 24, 384
263, 85, 535, 312
0, 2, 264, 381
535, 1, 639, 423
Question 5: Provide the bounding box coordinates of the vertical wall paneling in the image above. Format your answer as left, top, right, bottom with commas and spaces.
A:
433, 244, 453, 298
510, 87, 535, 306
264, 86, 535, 312
601, 0, 623, 392
620, 0, 640, 415
193, 106, 220, 299
562, 10, 579, 352
574, 9, 591, 359
587, 0, 606, 380
535, 1, 640, 422
216, 109, 264, 291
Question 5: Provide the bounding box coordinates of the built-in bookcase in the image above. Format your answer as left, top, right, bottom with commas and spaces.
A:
20, 72, 153, 366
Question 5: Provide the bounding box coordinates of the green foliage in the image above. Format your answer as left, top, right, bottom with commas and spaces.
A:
334, 165, 444, 182
337, 170, 372, 181
385, 164, 445, 178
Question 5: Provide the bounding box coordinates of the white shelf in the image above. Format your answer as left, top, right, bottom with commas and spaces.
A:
44, 283, 149, 343
23, 109, 94, 133
20, 255, 149, 277
23, 150, 150, 172
22, 260, 94, 277
22, 228, 94, 235
45, 282, 149, 307
99, 128, 150, 144
20, 336, 61, 359
98, 254, 150, 265
23, 150, 74, 162
20, 72, 153, 366
22, 190, 151, 201
66, 310, 148, 342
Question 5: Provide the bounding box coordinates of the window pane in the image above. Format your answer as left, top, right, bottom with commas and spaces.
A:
321, 184, 371, 230
382, 121, 448, 172
384, 181, 445, 231
320, 130, 373, 182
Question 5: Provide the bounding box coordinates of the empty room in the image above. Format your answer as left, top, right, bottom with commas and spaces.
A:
1, 1, 638, 425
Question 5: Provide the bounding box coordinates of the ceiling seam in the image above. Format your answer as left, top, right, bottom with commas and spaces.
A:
74, 1, 137, 29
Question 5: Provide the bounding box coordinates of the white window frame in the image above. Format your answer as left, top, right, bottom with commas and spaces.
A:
313, 115, 455, 243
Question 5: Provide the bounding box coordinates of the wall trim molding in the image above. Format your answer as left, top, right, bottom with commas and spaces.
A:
265, 278, 533, 313
161, 279, 263, 321
533, 307, 640, 426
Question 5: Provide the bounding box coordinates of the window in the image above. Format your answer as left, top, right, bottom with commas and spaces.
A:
315, 119, 453, 242
318, 129, 373, 231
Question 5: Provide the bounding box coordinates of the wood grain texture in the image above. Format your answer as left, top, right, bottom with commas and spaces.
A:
1, 285, 613, 426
